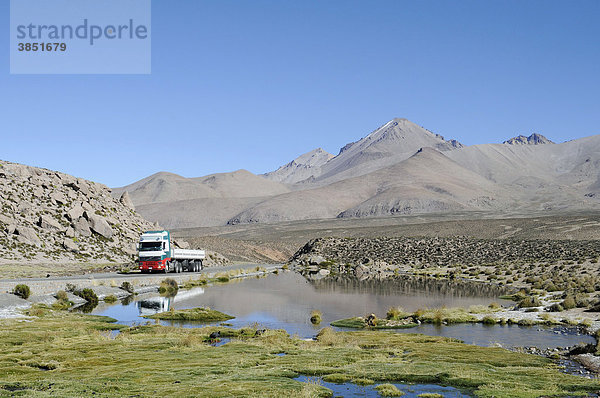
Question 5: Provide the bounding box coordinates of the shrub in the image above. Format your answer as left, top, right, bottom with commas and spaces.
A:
56, 290, 69, 301
386, 307, 409, 320
517, 319, 535, 326
482, 316, 496, 325
310, 310, 322, 325
104, 295, 117, 303
13, 284, 30, 299
120, 281, 134, 294
518, 296, 541, 308
159, 278, 178, 295
547, 303, 564, 312
561, 296, 576, 310
74, 288, 98, 306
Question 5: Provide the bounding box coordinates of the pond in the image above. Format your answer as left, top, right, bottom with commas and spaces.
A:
92, 271, 595, 350
294, 376, 472, 398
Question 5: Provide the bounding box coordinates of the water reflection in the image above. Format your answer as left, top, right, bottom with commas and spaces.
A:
92, 271, 595, 349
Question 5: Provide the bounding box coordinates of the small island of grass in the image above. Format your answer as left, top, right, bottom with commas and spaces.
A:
143, 307, 234, 322
331, 316, 417, 329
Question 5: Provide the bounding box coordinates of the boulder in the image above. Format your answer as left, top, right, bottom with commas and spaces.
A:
38, 215, 62, 231
85, 212, 113, 239
6, 224, 16, 235
308, 255, 326, 265
62, 238, 79, 253
15, 226, 41, 246
174, 239, 190, 249
66, 203, 84, 221
354, 264, 369, 279
73, 217, 92, 237
0, 214, 12, 225
49, 191, 67, 205
119, 191, 135, 210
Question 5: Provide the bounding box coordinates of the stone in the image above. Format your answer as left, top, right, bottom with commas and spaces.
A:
6, 224, 16, 235
73, 217, 92, 237
62, 238, 79, 253
318, 269, 330, 276
354, 264, 369, 279
15, 226, 41, 246
0, 214, 12, 225
308, 255, 326, 265
119, 191, 135, 210
49, 191, 67, 205
174, 240, 190, 249
38, 215, 62, 231
65, 227, 75, 238
85, 211, 113, 239
66, 203, 85, 221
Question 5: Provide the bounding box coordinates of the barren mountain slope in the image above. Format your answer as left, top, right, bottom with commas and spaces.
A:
136, 196, 269, 229
228, 148, 508, 224
291, 118, 463, 188
445, 135, 600, 209
263, 148, 334, 184
113, 169, 290, 206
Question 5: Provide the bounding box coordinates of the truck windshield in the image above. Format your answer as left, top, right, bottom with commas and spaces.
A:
139, 242, 162, 251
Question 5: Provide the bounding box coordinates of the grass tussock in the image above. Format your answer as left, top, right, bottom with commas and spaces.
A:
310, 310, 322, 325
104, 295, 118, 303
158, 278, 178, 295
375, 383, 404, 397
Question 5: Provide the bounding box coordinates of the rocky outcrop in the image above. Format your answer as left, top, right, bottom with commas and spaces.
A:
290, 236, 600, 280
119, 191, 135, 210
503, 133, 554, 145
0, 160, 154, 264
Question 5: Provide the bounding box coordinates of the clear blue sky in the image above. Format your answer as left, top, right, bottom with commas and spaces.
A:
1, 0, 599, 187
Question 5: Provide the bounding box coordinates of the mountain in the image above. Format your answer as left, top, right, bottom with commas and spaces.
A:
113, 169, 290, 205
283, 118, 463, 187
112, 169, 291, 228
263, 148, 334, 184
0, 160, 155, 264
228, 148, 507, 224
116, 118, 600, 228
503, 133, 554, 145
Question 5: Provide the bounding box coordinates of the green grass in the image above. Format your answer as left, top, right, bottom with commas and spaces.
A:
331, 317, 418, 329
0, 311, 598, 397
143, 307, 234, 322
376, 383, 405, 396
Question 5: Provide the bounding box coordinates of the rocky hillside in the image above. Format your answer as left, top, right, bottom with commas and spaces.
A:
0, 160, 155, 264
263, 148, 334, 184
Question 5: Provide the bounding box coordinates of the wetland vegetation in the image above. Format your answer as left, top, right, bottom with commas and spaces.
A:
1, 308, 599, 397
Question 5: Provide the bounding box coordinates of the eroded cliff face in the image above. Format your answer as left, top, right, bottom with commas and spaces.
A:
0, 160, 155, 264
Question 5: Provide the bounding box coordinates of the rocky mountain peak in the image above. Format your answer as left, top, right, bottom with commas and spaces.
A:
503, 133, 554, 145
263, 148, 334, 184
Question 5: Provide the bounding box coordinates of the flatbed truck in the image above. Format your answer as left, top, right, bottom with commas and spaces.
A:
137, 230, 205, 273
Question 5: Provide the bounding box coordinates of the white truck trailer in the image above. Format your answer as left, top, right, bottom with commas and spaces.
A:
137, 230, 205, 273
